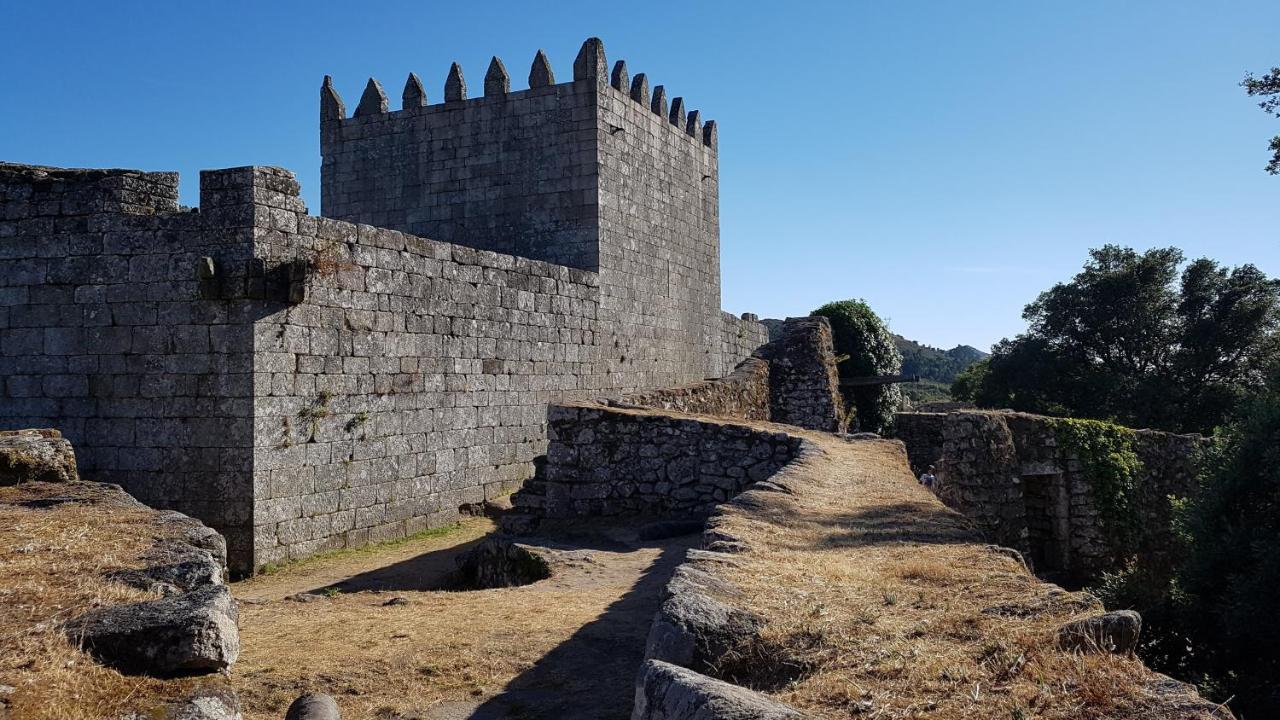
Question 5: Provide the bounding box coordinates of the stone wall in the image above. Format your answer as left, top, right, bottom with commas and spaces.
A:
0, 41, 770, 574
760, 316, 844, 432
320, 79, 600, 271
244, 166, 606, 567
320, 39, 744, 386
0, 163, 258, 564
1, 161, 767, 573
894, 410, 1205, 584
894, 411, 946, 477
718, 312, 770, 375
619, 357, 771, 422
532, 403, 802, 520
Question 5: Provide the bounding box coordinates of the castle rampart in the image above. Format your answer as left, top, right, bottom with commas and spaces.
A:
0, 38, 767, 573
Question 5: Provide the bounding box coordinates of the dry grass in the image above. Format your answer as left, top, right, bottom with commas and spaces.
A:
232, 516, 676, 720
709, 436, 1215, 720
0, 482, 224, 720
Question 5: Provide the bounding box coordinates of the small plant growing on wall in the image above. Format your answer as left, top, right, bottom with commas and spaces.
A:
298, 390, 333, 442
344, 411, 370, 439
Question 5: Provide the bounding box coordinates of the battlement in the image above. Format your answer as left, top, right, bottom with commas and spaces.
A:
319, 37, 721, 276
319, 38, 717, 150
0, 162, 179, 217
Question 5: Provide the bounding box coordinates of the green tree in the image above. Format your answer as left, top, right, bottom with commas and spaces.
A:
1173, 371, 1280, 716
1242, 67, 1280, 174
812, 299, 902, 433
963, 246, 1280, 433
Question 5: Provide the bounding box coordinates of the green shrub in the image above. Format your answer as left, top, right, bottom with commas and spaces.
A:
812, 299, 902, 434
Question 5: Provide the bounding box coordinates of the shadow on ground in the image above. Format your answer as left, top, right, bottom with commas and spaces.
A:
431, 533, 694, 720
304, 536, 489, 594
792, 500, 982, 549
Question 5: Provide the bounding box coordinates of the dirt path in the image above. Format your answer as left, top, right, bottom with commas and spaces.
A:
231, 518, 696, 720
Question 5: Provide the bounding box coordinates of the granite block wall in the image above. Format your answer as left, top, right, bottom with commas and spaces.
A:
321, 81, 600, 271
895, 409, 1205, 584
243, 166, 607, 567
320, 38, 740, 388
537, 402, 802, 519
0, 163, 259, 564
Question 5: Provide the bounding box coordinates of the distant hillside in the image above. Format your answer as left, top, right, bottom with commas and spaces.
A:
894, 335, 987, 384
892, 335, 988, 404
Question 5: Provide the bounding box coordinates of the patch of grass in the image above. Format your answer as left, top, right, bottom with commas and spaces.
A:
0, 482, 229, 719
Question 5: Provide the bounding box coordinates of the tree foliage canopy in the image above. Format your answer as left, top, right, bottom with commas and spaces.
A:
812, 299, 902, 433
1173, 373, 1280, 715
952, 245, 1280, 433
1242, 67, 1280, 174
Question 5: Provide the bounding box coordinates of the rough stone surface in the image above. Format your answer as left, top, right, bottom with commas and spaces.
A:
633, 660, 804, 720
758, 317, 843, 432
285, 692, 341, 720
64, 584, 240, 676
0, 428, 78, 484
113, 542, 224, 594
163, 689, 243, 720
455, 536, 552, 589
1058, 610, 1143, 654
894, 410, 1204, 583
644, 588, 762, 674
528, 404, 802, 520
621, 358, 770, 422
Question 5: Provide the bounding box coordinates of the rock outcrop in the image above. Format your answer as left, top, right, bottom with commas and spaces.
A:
633, 660, 804, 720
0, 428, 77, 485
65, 584, 240, 676
1058, 609, 1143, 654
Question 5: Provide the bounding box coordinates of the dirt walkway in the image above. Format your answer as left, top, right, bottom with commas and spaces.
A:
231, 518, 696, 720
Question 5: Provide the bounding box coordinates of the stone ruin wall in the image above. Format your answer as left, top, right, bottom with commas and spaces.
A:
514, 316, 844, 523
894, 410, 1204, 584
0, 161, 767, 573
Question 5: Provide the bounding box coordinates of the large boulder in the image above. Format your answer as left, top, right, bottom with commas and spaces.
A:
633, 660, 805, 720
1057, 610, 1142, 654
64, 585, 239, 676
0, 429, 77, 485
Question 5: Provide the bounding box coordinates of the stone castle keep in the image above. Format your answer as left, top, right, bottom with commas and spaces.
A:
0, 38, 770, 573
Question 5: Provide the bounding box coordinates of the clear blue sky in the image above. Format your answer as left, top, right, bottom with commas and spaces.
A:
3, 1, 1276, 350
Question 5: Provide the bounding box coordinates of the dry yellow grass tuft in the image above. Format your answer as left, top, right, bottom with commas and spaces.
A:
0, 482, 224, 720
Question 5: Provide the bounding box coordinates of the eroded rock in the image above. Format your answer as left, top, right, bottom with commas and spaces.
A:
0, 429, 77, 485
645, 587, 761, 674
163, 689, 242, 720
633, 660, 804, 720
1057, 609, 1142, 654
65, 585, 240, 676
